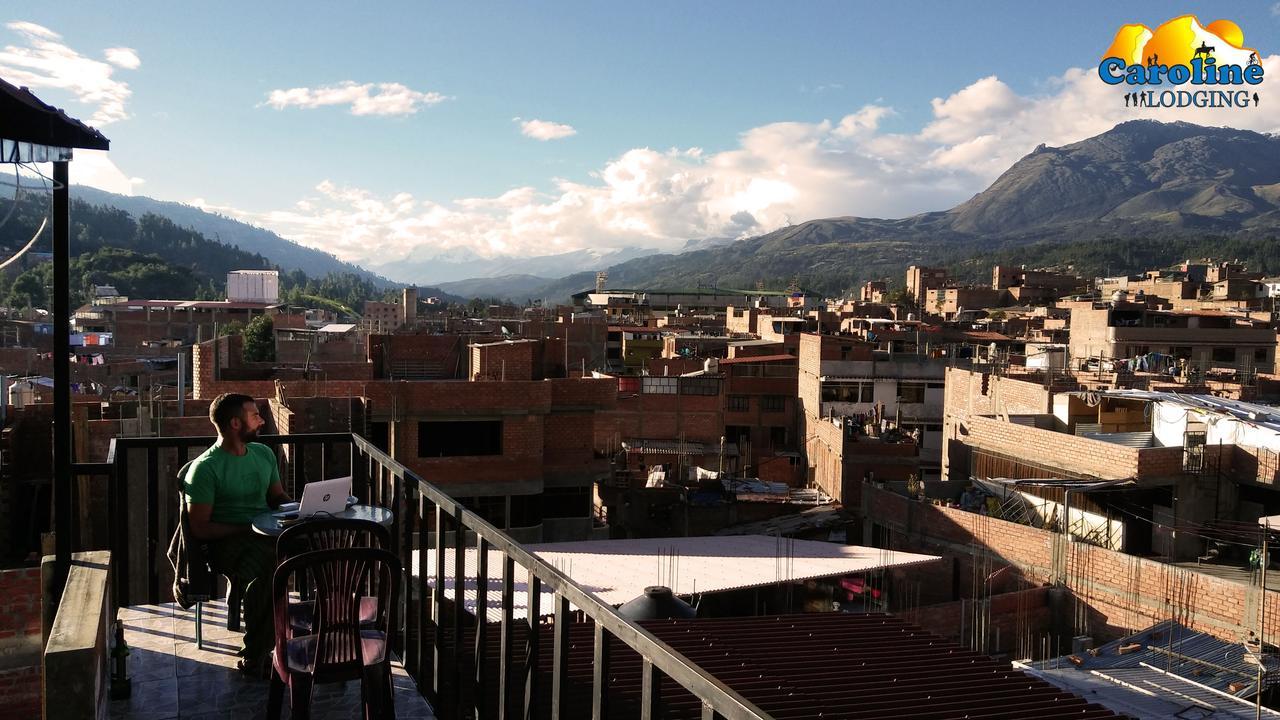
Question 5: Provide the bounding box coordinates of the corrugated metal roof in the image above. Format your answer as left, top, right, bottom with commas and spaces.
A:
717, 354, 796, 365
462, 613, 1126, 719
416, 535, 938, 622
1093, 389, 1280, 431
1024, 662, 1280, 719
1032, 620, 1280, 698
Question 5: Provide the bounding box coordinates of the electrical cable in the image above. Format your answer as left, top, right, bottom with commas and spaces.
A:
0, 163, 52, 271
0, 164, 20, 231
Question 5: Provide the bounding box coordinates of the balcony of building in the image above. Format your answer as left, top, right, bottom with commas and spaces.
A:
44, 431, 777, 719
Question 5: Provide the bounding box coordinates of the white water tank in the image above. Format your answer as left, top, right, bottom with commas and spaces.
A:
1111, 289, 1129, 303
226, 270, 280, 303
8, 380, 34, 409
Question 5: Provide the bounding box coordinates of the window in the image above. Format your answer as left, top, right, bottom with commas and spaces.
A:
418, 420, 502, 457
680, 377, 721, 396
1212, 347, 1236, 363
898, 381, 926, 404
761, 395, 786, 412
543, 486, 590, 519
642, 376, 678, 394
461, 495, 507, 528
769, 426, 788, 448
509, 494, 542, 527
821, 381, 873, 403
1256, 348, 1270, 363
725, 425, 751, 445
727, 395, 750, 412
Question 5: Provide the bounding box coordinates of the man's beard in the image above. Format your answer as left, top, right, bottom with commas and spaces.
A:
239, 426, 259, 443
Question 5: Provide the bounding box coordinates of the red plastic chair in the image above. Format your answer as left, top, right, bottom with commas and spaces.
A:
276, 518, 391, 634
266, 547, 400, 719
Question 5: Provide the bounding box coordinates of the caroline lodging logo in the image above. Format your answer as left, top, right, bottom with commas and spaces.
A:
1099, 15, 1262, 108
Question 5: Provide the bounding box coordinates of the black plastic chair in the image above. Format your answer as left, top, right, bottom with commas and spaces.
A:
276, 517, 391, 634
266, 547, 400, 719
174, 460, 245, 648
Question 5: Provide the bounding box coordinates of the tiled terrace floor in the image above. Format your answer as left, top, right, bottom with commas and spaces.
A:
110, 599, 435, 720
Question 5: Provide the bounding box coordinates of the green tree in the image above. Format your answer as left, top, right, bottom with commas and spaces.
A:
219, 320, 246, 336
242, 315, 275, 362
7, 266, 51, 309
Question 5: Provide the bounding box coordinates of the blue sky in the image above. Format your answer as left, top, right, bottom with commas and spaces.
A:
4, 2, 1280, 280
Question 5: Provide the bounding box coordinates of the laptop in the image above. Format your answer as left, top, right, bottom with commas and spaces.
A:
275, 476, 351, 520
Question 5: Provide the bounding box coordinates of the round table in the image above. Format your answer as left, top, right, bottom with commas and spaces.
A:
251, 504, 394, 537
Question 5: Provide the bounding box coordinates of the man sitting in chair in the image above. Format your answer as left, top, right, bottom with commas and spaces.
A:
184, 392, 292, 676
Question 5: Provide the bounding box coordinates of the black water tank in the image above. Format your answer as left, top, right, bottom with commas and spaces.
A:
617, 586, 696, 620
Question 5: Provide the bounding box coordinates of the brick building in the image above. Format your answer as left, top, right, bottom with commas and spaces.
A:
798, 332, 946, 479
905, 265, 947, 306
72, 299, 283, 357
719, 355, 803, 486
1060, 299, 1275, 371
190, 332, 615, 542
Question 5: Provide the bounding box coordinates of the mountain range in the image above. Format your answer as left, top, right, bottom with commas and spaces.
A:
70, 186, 391, 287
530, 120, 1280, 299
64, 120, 1280, 302
370, 245, 657, 285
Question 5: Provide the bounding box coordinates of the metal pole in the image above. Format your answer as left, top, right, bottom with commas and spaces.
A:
1259, 528, 1268, 720
52, 160, 71, 592
177, 350, 186, 417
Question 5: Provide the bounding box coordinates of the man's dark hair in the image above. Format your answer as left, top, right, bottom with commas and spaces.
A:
210, 392, 255, 433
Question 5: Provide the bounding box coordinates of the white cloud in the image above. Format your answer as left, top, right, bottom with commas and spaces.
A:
0, 21, 136, 125
203, 56, 1280, 277
264, 81, 450, 116
104, 47, 140, 69
517, 118, 577, 141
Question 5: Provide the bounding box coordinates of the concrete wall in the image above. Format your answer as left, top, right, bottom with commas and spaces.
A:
42, 551, 112, 720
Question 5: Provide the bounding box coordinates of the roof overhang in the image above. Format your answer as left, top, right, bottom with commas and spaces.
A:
1, 76, 110, 159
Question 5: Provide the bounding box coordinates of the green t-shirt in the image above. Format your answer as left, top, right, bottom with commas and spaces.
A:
184, 442, 280, 525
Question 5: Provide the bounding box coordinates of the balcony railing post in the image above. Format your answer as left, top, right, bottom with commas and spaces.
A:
292, 441, 305, 495
433, 502, 446, 698
474, 536, 490, 720
499, 555, 515, 720
415, 493, 430, 694
523, 571, 541, 720
551, 594, 570, 719
642, 658, 662, 720
451, 503, 465, 713
146, 446, 160, 604
591, 622, 610, 720
401, 483, 416, 672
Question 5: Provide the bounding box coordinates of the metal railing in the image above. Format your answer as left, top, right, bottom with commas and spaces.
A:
97, 431, 773, 720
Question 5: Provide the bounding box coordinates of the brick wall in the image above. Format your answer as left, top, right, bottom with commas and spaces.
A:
962, 415, 1142, 479
942, 367, 1065, 481
471, 340, 538, 381
0, 347, 35, 375
902, 586, 1051, 655
863, 484, 1276, 644
0, 567, 43, 717
606, 392, 724, 446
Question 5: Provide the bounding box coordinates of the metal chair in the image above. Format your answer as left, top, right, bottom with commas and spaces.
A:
266, 547, 400, 719
174, 460, 245, 648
